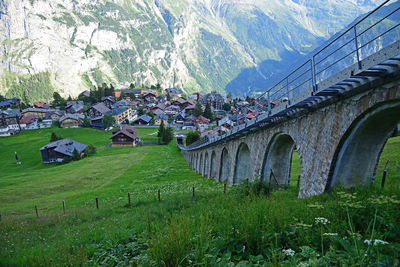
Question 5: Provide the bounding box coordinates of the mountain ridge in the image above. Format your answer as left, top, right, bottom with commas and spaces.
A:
0, 0, 382, 103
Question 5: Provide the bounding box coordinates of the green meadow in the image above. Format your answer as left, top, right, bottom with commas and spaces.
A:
0, 128, 399, 266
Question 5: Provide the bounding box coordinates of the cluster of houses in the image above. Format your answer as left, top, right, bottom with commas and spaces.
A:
1, 86, 285, 141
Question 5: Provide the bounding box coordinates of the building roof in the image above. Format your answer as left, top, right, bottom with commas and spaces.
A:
20, 114, 36, 124
110, 125, 138, 140
45, 110, 65, 120
143, 90, 158, 97
155, 114, 169, 120
91, 102, 111, 114
107, 107, 127, 116
101, 96, 116, 102
79, 90, 91, 98
21, 108, 49, 113
153, 108, 165, 116
40, 139, 87, 157
59, 113, 84, 122
0, 109, 20, 118
112, 100, 130, 109
195, 115, 210, 124
33, 101, 47, 108
136, 114, 152, 123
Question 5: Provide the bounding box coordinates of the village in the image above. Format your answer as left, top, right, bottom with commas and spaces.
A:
0, 85, 283, 163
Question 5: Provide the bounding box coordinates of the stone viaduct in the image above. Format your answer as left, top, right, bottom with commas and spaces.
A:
181, 74, 400, 198
179, 3, 400, 198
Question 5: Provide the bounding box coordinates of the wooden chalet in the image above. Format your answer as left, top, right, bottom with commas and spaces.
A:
59, 114, 84, 128
110, 125, 139, 147
40, 139, 87, 163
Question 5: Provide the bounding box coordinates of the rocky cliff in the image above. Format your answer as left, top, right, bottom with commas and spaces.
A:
0, 0, 381, 102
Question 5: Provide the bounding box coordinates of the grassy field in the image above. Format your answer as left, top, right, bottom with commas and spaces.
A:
0, 128, 399, 266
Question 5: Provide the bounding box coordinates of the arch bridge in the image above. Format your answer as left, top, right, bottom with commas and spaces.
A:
179, 1, 400, 197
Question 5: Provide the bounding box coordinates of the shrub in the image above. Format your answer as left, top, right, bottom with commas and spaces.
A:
186, 131, 200, 146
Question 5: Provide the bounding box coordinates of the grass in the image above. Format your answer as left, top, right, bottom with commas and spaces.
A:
0, 129, 399, 266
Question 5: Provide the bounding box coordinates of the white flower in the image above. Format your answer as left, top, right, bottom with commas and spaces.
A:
282, 248, 295, 257
315, 217, 330, 225
323, 232, 338, 236
364, 239, 389, 246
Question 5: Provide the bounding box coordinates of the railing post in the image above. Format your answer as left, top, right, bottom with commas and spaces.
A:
267, 91, 271, 116
311, 57, 317, 93
354, 26, 362, 69
286, 78, 290, 105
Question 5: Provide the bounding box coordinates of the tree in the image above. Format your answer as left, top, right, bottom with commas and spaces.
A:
162, 127, 174, 145
194, 102, 202, 117
103, 114, 114, 129
223, 102, 231, 112
130, 93, 136, 100
83, 144, 97, 157
118, 92, 125, 101
50, 132, 61, 142
147, 110, 154, 118
186, 131, 200, 146
157, 120, 165, 143
227, 92, 232, 100
82, 115, 91, 128
130, 83, 135, 90
138, 108, 144, 116
52, 92, 65, 107
72, 148, 81, 161
167, 91, 171, 101
0, 94, 4, 102
203, 103, 214, 121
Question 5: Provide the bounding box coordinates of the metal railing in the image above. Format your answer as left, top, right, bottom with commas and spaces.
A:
181, 0, 400, 151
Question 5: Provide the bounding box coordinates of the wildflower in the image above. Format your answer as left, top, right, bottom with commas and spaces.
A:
282, 248, 295, 257
315, 217, 329, 225
323, 232, 338, 236
364, 239, 389, 246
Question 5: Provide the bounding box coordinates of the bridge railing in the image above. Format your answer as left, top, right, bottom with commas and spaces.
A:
259, 0, 399, 105
179, 0, 400, 151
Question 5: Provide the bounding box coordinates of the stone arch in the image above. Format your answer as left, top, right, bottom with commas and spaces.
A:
326, 100, 400, 189
204, 152, 209, 177
210, 151, 217, 179
262, 133, 296, 185
233, 142, 252, 184
199, 153, 203, 174
219, 148, 229, 182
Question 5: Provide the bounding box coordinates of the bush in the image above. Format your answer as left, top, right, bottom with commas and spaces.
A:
186, 131, 200, 146
50, 132, 62, 142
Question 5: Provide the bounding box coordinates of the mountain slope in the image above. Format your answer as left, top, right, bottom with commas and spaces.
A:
0, 0, 381, 102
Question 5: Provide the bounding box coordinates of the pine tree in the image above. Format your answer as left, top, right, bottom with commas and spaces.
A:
82, 115, 91, 128
203, 103, 214, 121
158, 120, 165, 144
194, 102, 202, 117
50, 132, 61, 142
72, 148, 81, 161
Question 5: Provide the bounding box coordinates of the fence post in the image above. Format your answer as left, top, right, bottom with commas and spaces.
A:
381, 170, 387, 188
62, 200, 66, 215
128, 193, 131, 207
96, 197, 99, 209
35, 205, 39, 218
192, 187, 195, 200
224, 183, 227, 194
158, 189, 161, 202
